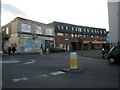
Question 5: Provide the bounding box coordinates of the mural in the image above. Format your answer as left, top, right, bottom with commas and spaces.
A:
18, 38, 41, 53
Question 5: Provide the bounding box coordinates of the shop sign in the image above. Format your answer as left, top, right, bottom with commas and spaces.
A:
21, 24, 31, 33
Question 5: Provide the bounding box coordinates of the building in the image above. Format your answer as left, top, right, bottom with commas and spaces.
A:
49, 21, 106, 51
2, 17, 55, 53
108, 0, 120, 47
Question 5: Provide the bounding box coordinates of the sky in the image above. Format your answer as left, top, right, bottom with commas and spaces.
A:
1, 0, 109, 31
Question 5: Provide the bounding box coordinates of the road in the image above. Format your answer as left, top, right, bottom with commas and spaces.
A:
1, 52, 119, 88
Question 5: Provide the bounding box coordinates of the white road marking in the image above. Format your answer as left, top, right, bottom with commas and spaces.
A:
12, 77, 28, 82
0, 61, 20, 64
23, 59, 35, 64
50, 71, 65, 76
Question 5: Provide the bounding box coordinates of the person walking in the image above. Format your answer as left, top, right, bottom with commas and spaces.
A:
8, 46, 11, 56
12, 46, 16, 55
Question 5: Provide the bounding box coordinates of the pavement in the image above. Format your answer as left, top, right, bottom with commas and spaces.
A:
2, 49, 108, 59
76, 50, 108, 59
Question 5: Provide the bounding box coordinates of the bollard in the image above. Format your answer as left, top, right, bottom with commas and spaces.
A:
40, 49, 43, 55
46, 48, 49, 55
70, 52, 78, 70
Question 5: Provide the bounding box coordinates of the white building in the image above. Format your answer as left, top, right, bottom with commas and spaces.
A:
108, 0, 120, 47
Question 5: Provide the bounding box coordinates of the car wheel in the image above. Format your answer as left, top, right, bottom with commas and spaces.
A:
108, 58, 116, 64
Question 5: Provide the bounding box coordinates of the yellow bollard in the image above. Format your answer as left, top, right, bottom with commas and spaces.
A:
46, 48, 49, 54
40, 49, 43, 55
70, 52, 78, 69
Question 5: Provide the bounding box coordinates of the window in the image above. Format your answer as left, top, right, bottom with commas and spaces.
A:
91, 30, 94, 33
66, 26, 68, 30
84, 35, 86, 37
6, 27, 9, 34
58, 25, 60, 29
61, 26, 64, 29
75, 28, 77, 31
57, 33, 63, 36
75, 34, 77, 37
104, 31, 106, 34
91, 35, 94, 38
100, 30, 103, 34
80, 28, 82, 32
87, 29, 89, 32
65, 33, 68, 37
97, 36, 99, 38
78, 34, 80, 37
71, 34, 74, 37
95, 30, 97, 33
2, 28, 5, 31
84, 28, 86, 32
72, 27, 74, 31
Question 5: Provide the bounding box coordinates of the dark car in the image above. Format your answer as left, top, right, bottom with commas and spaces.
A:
50, 46, 66, 53
107, 45, 120, 64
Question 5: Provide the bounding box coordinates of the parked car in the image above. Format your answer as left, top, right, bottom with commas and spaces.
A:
50, 46, 66, 53
107, 45, 120, 64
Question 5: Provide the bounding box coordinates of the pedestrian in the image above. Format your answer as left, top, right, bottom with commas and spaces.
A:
8, 46, 11, 56
12, 46, 16, 55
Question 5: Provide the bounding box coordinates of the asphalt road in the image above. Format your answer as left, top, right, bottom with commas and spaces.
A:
2, 52, 119, 88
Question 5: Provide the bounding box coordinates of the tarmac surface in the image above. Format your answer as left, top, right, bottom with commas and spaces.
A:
2, 50, 119, 88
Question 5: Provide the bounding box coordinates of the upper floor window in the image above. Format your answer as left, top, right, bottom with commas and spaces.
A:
104, 31, 106, 34
91, 30, 94, 33
66, 26, 68, 30
100, 30, 103, 34
58, 25, 60, 29
61, 26, 64, 30
72, 27, 74, 31
87, 29, 89, 32
6, 27, 9, 34
95, 30, 97, 33
84, 28, 86, 32
2, 28, 5, 31
75, 28, 77, 31
80, 28, 82, 32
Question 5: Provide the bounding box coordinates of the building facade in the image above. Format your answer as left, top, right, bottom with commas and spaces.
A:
2, 17, 55, 53
49, 21, 106, 51
108, 0, 120, 47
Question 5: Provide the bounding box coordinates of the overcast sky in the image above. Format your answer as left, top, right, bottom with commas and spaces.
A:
2, 0, 109, 31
